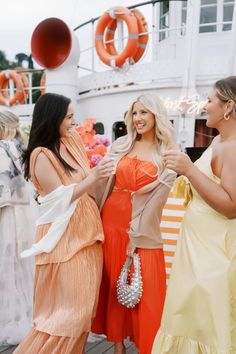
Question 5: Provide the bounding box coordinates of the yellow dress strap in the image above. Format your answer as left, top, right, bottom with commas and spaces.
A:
172, 176, 192, 208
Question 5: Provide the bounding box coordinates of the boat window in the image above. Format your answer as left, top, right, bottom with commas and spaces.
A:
181, 2, 187, 35
159, 1, 170, 41
112, 121, 127, 141
94, 122, 104, 135
223, 0, 234, 31
199, 0, 217, 33
199, 0, 234, 33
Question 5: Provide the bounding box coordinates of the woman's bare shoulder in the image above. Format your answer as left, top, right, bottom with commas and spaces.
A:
34, 151, 61, 192
35, 150, 50, 164
210, 134, 220, 147
223, 138, 236, 155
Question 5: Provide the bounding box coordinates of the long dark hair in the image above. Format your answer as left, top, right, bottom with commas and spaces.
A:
22, 92, 75, 180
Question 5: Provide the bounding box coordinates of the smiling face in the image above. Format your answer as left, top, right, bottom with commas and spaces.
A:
59, 103, 75, 138
205, 89, 227, 129
132, 101, 155, 138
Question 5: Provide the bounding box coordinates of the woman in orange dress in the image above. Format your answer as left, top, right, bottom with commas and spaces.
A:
14, 93, 114, 354
92, 93, 176, 354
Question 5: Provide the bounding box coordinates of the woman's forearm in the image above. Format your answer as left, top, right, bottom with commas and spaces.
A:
71, 158, 114, 202
71, 174, 96, 202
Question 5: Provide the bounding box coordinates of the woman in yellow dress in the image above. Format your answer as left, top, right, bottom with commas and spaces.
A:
152, 76, 236, 354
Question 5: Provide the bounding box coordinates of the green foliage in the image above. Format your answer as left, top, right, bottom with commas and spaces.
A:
32, 71, 42, 103
0, 50, 11, 70
0, 50, 35, 70
22, 124, 31, 138
15, 53, 29, 66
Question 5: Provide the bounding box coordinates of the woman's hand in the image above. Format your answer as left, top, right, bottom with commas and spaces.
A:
88, 157, 114, 183
71, 158, 115, 202
163, 149, 195, 177
126, 242, 136, 257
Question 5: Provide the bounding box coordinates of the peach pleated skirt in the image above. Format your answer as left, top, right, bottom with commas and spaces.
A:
14, 242, 103, 354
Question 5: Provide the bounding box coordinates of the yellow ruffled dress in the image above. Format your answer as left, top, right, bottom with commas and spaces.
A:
152, 147, 236, 354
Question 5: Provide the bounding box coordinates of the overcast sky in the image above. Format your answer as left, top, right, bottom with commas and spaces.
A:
0, 0, 141, 61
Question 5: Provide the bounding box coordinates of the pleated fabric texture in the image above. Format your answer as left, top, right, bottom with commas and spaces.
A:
92, 156, 167, 354
13, 328, 88, 354
14, 132, 104, 354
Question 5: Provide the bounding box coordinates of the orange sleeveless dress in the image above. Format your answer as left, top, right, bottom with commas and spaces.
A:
14, 133, 104, 354
92, 156, 166, 354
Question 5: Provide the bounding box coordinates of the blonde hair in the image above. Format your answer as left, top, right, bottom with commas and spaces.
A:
214, 76, 236, 103
113, 93, 174, 170
0, 111, 27, 146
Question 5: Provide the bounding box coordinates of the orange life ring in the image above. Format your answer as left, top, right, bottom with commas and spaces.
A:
0, 73, 28, 104
21, 73, 29, 97
0, 70, 25, 106
128, 9, 149, 62
105, 8, 149, 63
95, 7, 139, 67
40, 72, 46, 95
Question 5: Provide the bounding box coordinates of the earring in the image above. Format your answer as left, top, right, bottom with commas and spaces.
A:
224, 112, 230, 121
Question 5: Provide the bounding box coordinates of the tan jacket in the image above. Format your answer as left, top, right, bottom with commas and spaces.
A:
92, 136, 176, 249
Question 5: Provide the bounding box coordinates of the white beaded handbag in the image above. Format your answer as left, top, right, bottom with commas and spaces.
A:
116, 252, 143, 308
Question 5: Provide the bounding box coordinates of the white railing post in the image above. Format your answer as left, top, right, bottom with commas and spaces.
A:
230, 1, 236, 73
117, 19, 124, 52
91, 21, 95, 73
181, 0, 200, 95
178, 0, 201, 148
29, 72, 32, 105
152, 1, 157, 62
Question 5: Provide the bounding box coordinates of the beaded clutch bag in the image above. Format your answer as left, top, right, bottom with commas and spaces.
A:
116, 252, 143, 308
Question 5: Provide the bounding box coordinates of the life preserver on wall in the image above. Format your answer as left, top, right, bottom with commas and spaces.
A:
40, 71, 46, 95
105, 8, 149, 63
95, 7, 139, 68
1, 73, 29, 101
20, 73, 29, 97
131, 9, 148, 62
0, 70, 26, 106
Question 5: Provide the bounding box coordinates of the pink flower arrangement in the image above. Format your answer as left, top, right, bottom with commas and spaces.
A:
94, 134, 110, 147
76, 118, 110, 167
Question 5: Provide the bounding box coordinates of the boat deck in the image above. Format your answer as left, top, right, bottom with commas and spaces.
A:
0, 337, 138, 353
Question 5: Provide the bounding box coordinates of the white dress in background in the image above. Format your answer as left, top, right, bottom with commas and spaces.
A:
0, 139, 37, 345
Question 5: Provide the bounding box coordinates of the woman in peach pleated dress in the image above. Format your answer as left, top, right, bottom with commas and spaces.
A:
92, 93, 176, 354
14, 93, 114, 354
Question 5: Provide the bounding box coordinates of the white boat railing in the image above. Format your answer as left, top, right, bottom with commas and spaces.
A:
74, 1, 187, 76
1, 0, 234, 106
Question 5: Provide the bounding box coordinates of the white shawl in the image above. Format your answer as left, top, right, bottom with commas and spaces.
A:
21, 184, 79, 258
